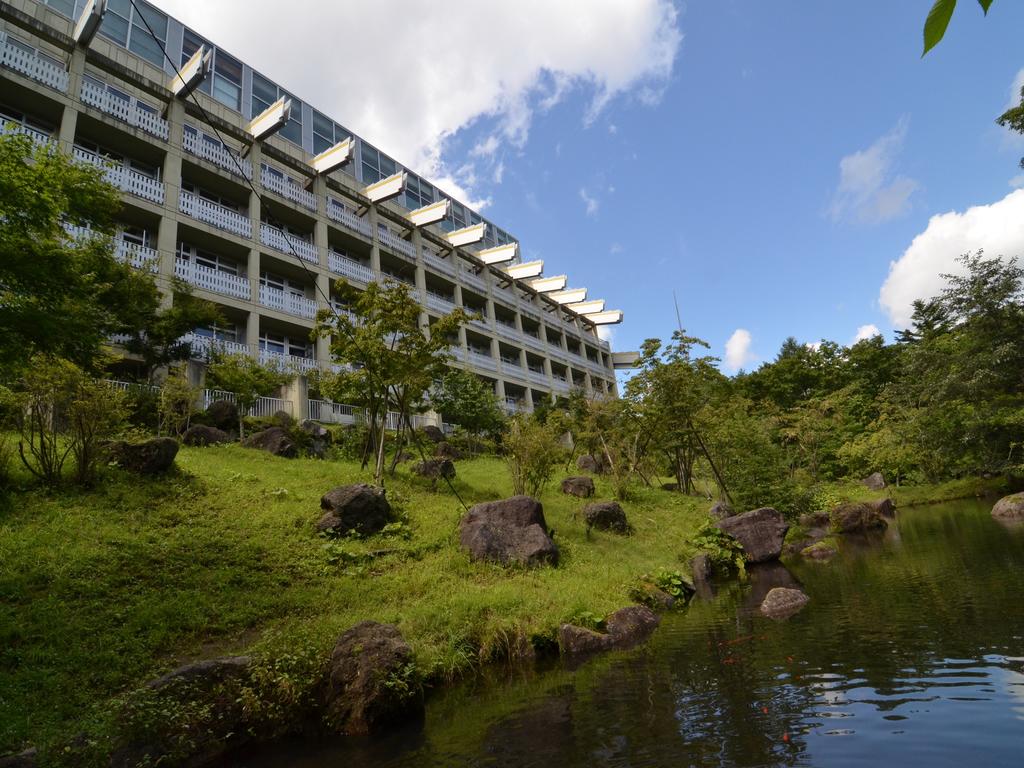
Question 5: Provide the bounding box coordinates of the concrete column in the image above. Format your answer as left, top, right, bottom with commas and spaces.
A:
247, 248, 261, 314
57, 104, 77, 152
315, 271, 332, 363
523, 387, 534, 412
284, 375, 308, 421
368, 205, 381, 275
58, 48, 85, 151
245, 309, 260, 351
247, 143, 263, 247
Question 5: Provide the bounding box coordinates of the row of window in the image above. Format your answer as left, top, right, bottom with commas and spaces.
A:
191, 325, 311, 359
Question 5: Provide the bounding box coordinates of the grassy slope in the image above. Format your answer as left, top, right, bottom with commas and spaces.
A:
0, 445, 708, 753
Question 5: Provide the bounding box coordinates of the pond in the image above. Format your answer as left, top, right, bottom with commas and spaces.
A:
230, 497, 1024, 767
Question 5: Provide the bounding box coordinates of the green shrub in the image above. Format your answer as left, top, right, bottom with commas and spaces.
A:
503, 416, 565, 497
688, 522, 746, 578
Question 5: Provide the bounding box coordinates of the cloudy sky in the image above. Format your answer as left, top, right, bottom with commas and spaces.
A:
153, 0, 1024, 374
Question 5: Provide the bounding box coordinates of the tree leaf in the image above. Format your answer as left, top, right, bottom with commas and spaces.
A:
923, 0, 957, 56
977, 0, 993, 14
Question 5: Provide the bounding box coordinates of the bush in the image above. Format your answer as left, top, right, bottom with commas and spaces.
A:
158, 368, 200, 436
503, 415, 565, 497
688, 522, 746, 578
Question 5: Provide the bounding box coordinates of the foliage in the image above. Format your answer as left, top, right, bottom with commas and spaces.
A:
503, 415, 565, 497
67, 376, 127, 486
689, 522, 746, 578
430, 369, 505, 439
206, 353, 292, 439
158, 367, 201, 436
922, 0, 994, 56
642, 569, 693, 601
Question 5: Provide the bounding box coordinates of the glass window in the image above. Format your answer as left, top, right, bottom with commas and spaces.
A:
279, 96, 302, 145
99, 6, 129, 46
180, 30, 212, 96
43, 0, 76, 18
312, 110, 334, 155
251, 73, 276, 118
212, 52, 242, 111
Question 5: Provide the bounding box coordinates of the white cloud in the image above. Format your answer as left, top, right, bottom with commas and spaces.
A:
154, 0, 681, 205
853, 324, 881, 342
828, 116, 918, 224
1001, 69, 1024, 151
1010, 174, 1024, 189
879, 188, 1024, 327
597, 325, 616, 344
724, 329, 755, 373
806, 341, 823, 352
580, 187, 600, 217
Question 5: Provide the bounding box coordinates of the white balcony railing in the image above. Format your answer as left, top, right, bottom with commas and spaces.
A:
179, 190, 252, 238
308, 399, 361, 425
79, 79, 168, 140
327, 199, 372, 238
259, 348, 319, 374
182, 128, 252, 179
378, 228, 416, 260
73, 147, 165, 204
0, 35, 68, 92
521, 334, 546, 353
422, 249, 455, 276
425, 292, 456, 314
495, 322, 521, 342
467, 349, 498, 371
259, 222, 318, 263
458, 266, 485, 291
527, 369, 549, 387
260, 166, 317, 211
1, 118, 52, 147
174, 258, 251, 300
259, 284, 318, 320
328, 251, 375, 283
117, 241, 159, 272
182, 333, 253, 361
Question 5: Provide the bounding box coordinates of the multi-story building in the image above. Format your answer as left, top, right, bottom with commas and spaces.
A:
0, 0, 633, 420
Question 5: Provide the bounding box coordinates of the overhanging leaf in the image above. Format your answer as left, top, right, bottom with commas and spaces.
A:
923, 0, 957, 56
977, 0, 993, 14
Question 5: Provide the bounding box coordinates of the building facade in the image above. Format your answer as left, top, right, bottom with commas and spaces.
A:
0, 0, 627, 420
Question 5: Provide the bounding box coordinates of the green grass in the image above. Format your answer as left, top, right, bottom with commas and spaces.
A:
818, 475, 1009, 508
0, 445, 708, 755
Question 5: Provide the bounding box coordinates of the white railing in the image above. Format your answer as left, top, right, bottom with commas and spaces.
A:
527, 369, 549, 387
327, 198, 372, 238
422, 249, 455, 276
469, 316, 491, 332
179, 190, 252, 238
182, 128, 252, 178
328, 251, 375, 283
467, 349, 498, 371
0, 36, 68, 92
260, 165, 317, 211
1, 118, 52, 147
458, 267, 485, 290
182, 334, 254, 361
118, 241, 159, 272
260, 222, 318, 263
175, 259, 251, 300
378, 228, 416, 260
79, 79, 168, 140
259, 284, 318, 320
521, 334, 546, 353
258, 348, 319, 374
202, 389, 292, 418
495, 322, 521, 342
425, 292, 456, 313
73, 147, 164, 204
308, 399, 361, 425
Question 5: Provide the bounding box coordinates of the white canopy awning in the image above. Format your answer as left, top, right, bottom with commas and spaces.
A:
170, 44, 211, 98
504, 260, 543, 279
548, 288, 587, 304
611, 351, 640, 369
312, 137, 353, 175
249, 97, 291, 141
73, 0, 107, 47
364, 171, 406, 203
527, 275, 567, 293
407, 198, 449, 227
566, 299, 604, 314
583, 309, 623, 325
476, 241, 516, 263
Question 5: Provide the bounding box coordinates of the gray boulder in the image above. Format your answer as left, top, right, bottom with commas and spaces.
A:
869, 498, 897, 519
459, 496, 558, 567
830, 501, 888, 533
0, 749, 37, 768
690, 553, 713, 584
317, 484, 393, 536
421, 425, 445, 443
108, 437, 178, 476
204, 399, 238, 431
582, 501, 630, 534
561, 476, 595, 498
716, 507, 789, 564
760, 587, 810, 620
300, 419, 332, 441
801, 542, 838, 561
992, 492, 1024, 519
862, 472, 887, 491
709, 500, 734, 520
434, 441, 462, 460
181, 424, 231, 447
271, 410, 294, 427
242, 426, 297, 458
576, 454, 602, 473
412, 458, 455, 480
558, 606, 660, 656
322, 621, 422, 736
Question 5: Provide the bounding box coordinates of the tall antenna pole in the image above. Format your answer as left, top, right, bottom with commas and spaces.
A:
673, 290, 684, 337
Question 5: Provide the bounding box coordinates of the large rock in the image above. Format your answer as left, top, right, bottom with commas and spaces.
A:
690, 553, 713, 584
869, 498, 897, 519
0, 749, 36, 768
434, 441, 462, 460
709, 501, 735, 520
582, 501, 630, 534
760, 587, 810, 620
181, 424, 231, 447
421, 425, 445, 443
558, 606, 660, 656
459, 496, 559, 567
322, 622, 422, 736
716, 507, 789, 564
801, 541, 838, 561
271, 410, 294, 428
242, 426, 297, 458
830, 501, 888, 533
862, 472, 887, 491
411, 458, 456, 480
204, 399, 238, 432
300, 419, 332, 442
576, 454, 602, 474
317, 484, 393, 536
992, 492, 1024, 519
561, 476, 595, 498
108, 437, 178, 476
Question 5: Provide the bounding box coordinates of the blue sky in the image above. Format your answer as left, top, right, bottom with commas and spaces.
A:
159, 0, 1024, 375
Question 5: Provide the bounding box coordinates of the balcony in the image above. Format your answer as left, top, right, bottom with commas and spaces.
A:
467, 349, 498, 371
174, 258, 251, 300
1, 118, 52, 147
521, 334, 546, 353
495, 322, 521, 343
328, 251, 375, 283
179, 189, 252, 238
73, 147, 164, 204
458, 266, 486, 291
259, 348, 319, 374
260, 165, 317, 211
260, 222, 318, 264
259, 284, 318, 320
425, 291, 456, 314
423, 248, 455, 277
0, 35, 67, 92
79, 79, 168, 140
327, 198, 372, 238
527, 369, 549, 387
117, 240, 159, 272
183, 128, 252, 179
182, 333, 253, 360
378, 227, 416, 260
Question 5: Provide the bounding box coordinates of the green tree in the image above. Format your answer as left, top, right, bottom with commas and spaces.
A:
430, 368, 505, 439
206, 353, 292, 439
503, 414, 564, 498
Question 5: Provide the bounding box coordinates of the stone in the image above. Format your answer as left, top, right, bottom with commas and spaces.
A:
317, 484, 393, 536
272, 410, 294, 427
145, 656, 252, 692
459, 496, 559, 567
558, 606, 660, 656
690, 553, 713, 584
716, 507, 789, 564
0, 749, 37, 768
992, 492, 1024, 519
322, 621, 422, 736
204, 399, 238, 432
300, 419, 332, 442
582, 501, 630, 534
561, 476, 595, 498
760, 587, 810, 620
801, 542, 837, 561
862, 472, 887, 491
709, 501, 734, 520
798, 510, 831, 529
869, 498, 897, 519
830, 501, 888, 533
661, 482, 679, 492
434, 441, 463, 460
576, 454, 602, 473
411, 458, 456, 480
421, 425, 445, 443
108, 437, 179, 476
631, 581, 676, 610
242, 426, 297, 458
181, 424, 231, 447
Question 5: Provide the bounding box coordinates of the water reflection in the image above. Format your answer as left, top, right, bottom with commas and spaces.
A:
229, 498, 1024, 767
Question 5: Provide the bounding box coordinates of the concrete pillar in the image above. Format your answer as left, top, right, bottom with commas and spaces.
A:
245, 309, 260, 351
315, 271, 332, 363
156, 99, 185, 305
247, 248, 261, 308
368, 205, 381, 275
284, 375, 308, 421
453, 283, 467, 351
58, 48, 85, 151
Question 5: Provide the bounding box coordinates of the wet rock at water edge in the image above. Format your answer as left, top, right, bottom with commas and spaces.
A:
869, 498, 896, 518
317, 484, 393, 536
691, 553, 713, 584
801, 541, 837, 561
558, 606, 661, 656
322, 622, 423, 736
561, 475, 595, 498
862, 472, 887, 491
798, 510, 830, 529
760, 587, 810, 620
181, 424, 231, 447
459, 496, 559, 567
582, 501, 630, 534
830, 501, 888, 533
108, 437, 179, 475
716, 507, 789, 564
576, 454, 603, 474
709, 500, 735, 520
242, 426, 298, 458
204, 399, 238, 432
992, 492, 1024, 519
412, 458, 456, 480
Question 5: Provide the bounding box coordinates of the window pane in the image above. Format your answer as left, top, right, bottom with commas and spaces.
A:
44, 0, 75, 18
313, 134, 332, 155
312, 111, 333, 139
212, 77, 240, 111
280, 117, 302, 145
134, 4, 167, 40
99, 12, 129, 45
251, 73, 277, 115
129, 25, 165, 66
216, 52, 242, 85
